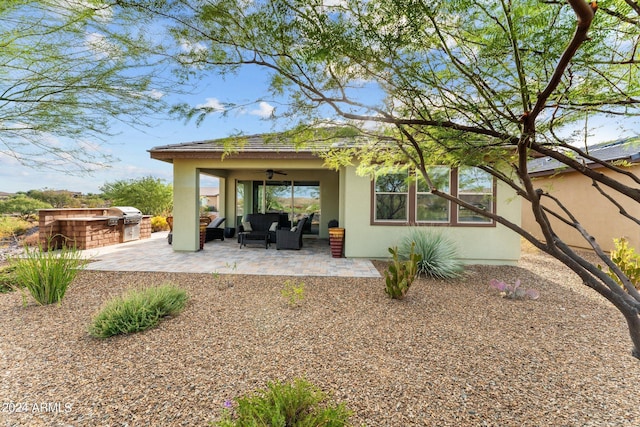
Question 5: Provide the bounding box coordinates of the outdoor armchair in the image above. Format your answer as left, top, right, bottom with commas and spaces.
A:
276, 217, 306, 250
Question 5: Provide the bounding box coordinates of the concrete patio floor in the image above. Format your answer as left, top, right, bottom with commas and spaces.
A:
81, 231, 381, 278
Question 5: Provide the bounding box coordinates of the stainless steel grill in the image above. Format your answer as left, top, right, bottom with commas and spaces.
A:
106, 206, 143, 242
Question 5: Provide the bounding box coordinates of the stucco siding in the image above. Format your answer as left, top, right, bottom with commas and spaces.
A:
522, 167, 640, 252
172, 160, 201, 251
342, 166, 521, 264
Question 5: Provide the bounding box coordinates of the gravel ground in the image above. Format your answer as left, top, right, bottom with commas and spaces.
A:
1, 249, 639, 426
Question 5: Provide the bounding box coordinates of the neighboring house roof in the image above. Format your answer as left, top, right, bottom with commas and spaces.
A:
149, 131, 349, 162
200, 187, 219, 197
528, 137, 640, 177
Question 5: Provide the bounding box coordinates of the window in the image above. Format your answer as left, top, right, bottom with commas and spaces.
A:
374, 172, 408, 221
416, 166, 450, 223
458, 166, 493, 223
372, 166, 494, 226
238, 180, 320, 232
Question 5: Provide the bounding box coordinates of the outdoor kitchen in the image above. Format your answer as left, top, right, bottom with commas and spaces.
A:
38, 207, 152, 250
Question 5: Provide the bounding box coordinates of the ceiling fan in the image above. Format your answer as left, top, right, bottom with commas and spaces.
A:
265, 169, 287, 179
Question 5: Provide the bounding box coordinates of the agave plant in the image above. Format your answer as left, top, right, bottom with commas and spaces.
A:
399, 228, 463, 279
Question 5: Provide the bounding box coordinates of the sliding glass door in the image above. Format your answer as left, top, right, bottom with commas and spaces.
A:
237, 180, 320, 234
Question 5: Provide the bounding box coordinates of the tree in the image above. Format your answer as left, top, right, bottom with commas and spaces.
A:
27, 189, 77, 208
101, 176, 172, 216
0, 1, 170, 173
0, 195, 52, 219
123, 0, 640, 358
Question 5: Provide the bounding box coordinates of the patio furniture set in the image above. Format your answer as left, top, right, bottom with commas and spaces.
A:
238, 213, 308, 250
167, 213, 309, 250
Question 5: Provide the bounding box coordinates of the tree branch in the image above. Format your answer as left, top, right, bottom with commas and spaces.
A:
529, 0, 597, 120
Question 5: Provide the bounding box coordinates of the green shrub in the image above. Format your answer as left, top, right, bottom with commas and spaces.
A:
399, 228, 463, 279
11, 242, 85, 305
213, 378, 353, 427
280, 280, 305, 308
0, 195, 52, 220
150, 215, 170, 232
88, 284, 188, 338
384, 245, 421, 300
0, 264, 19, 293
604, 237, 640, 291
0, 216, 32, 240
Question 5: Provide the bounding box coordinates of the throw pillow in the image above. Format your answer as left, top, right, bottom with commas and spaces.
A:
269, 221, 278, 232
242, 221, 253, 232
290, 226, 297, 232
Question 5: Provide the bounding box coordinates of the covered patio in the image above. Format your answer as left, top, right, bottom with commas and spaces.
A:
81, 232, 380, 277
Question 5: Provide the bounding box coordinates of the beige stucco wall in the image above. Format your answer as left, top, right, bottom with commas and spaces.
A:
172, 161, 202, 251
170, 158, 522, 263
341, 166, 522, 264
522, 167, 640, 253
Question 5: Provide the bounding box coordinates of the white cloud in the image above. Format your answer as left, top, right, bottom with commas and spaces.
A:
180, 40, 207, 54
323, 0, 347, 6
249, 101, 274, 118
147, 89, 165, 100
85, 32, 119, 59
196, 98, 225, 112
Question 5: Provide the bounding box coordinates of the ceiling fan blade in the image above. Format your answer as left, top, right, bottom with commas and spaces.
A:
265, 169, 287, 179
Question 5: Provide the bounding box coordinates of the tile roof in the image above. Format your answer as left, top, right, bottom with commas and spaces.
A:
528, 137, 640, 176
148, 130, 357, 161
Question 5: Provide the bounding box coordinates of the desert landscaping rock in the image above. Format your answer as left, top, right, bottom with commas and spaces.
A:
1, 251, 639, 426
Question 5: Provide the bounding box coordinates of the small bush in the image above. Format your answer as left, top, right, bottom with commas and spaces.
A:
399, 228, 463, 279
604, 237, 640, 291
150, 216, 170, 232
385, 245, 421, 300
489, 279, 539, 300
0, 216, 32, 240
88, 284, 188, 338
213, 378, 353, 427
0, 264, 19, 293
11, 242, 85, 305
281, 280, 305, 308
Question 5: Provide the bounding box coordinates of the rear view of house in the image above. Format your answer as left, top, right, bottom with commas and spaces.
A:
149, 132, 521, 264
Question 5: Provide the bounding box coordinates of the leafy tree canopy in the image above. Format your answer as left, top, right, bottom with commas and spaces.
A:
117, 0, 640, 358
0, 0, 173, 173
27, 189, 78, 208
0, 195, 52, 219
101, 176, 172, 216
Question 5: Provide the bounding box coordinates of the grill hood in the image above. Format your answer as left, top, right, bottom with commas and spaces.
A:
107, 206, 142, 217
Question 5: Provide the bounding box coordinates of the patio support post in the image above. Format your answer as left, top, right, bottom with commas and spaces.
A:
172, 161, 201, 251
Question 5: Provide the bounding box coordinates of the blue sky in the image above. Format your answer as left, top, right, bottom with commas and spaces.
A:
1, 64, 637, 195
2, 2, 638, 196
1, 67, 282, 194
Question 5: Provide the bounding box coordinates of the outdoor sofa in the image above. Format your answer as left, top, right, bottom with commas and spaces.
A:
238, 213, 289, 248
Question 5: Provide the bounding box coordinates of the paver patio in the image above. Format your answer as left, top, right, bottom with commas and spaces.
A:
81, 231, 380, 277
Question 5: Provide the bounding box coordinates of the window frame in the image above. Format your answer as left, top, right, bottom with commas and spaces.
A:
371, 167, 496, 227
372, 171, 410, 222
456, 166, 495, 224
415, 166, 451, 224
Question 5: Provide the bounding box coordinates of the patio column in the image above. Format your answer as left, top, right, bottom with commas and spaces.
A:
172, 160, 200, 251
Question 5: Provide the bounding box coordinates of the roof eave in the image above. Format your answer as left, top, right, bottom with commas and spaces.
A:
529, 155, 640, 177
148, 150, 322, 161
